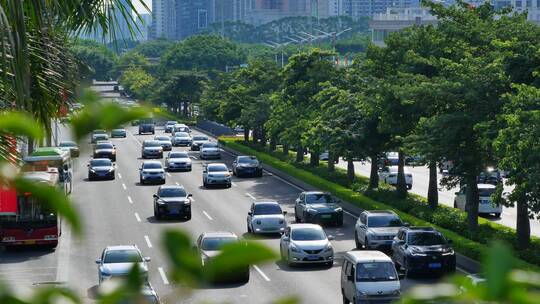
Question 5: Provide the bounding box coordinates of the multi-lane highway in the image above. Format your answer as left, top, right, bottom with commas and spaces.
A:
1, 124, 458, 303
337, 159, 540, 237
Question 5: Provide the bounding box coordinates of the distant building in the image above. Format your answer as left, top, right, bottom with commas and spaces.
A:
369, 7, 437, 46
346, 0, 413, 19
150, 0, 177, 39
134, 13, 152, 41
176, 0, 212, 39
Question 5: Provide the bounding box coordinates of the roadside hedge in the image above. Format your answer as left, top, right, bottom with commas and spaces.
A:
219, 137, 540, 271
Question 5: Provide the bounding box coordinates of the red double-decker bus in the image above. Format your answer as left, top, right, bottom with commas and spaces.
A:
0, 170, 61, 248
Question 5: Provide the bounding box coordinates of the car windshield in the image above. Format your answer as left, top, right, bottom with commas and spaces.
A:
356, 262, 398, 282
170, 152, 188, 158
59, 142, 76, 147
408, 232, 446, 246
203, 142, 218, 148
90, 159, 111, 167
167, 121, 177, 125
368, 215, 402, 228
253, 204, 282, 215
175, 132, 189, 137
201, 237, 237, 251
208, 165, 227, 172
113, 129, 124, 133
291, 228, 326, 241
143, 163, 162, 169
93, 130, 106, 135
193, 136, 208, 141
159, 188, 186, 197
103, 249, 142, 263
96, 143, 113, 149
479, 188, 495, 197
238, 157, 258, 164
95, 134, 108, 139
155, 137, 169, 141
305, 193, 333, 204
144, 141, 161, 147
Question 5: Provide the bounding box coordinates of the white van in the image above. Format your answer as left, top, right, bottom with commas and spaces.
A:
341, 251, 402, 304
454, 183, 502, 217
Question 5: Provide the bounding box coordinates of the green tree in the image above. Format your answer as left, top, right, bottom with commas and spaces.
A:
118, 67, 155, 101
133, 38, 174, 58
155, 70, 208, 116
113, 50, 150, 78
160, 35, 245, 73
70, 39, 118, 81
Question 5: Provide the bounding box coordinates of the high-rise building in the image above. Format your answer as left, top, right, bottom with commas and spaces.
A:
150, 0, 177, 39
176, 0, 212, 39
134, 13, 152, 41
345, 0, 412, 18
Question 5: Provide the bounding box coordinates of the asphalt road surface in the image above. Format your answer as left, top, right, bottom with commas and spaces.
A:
336, 159, 540, 237
1, 125, 459, 303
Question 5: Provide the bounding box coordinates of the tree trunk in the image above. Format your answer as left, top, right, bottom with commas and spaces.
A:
347, 158, 355, 183
260, 127, 266, 147
427, 161, 438, 209
243, 128, 249, 142
295, 145, 303, 163
369, 154, 379, 189
396, 150, 407, 198
327, 151, 335, 172
465, 175, 479, 232
252, 127, 258, 145
182, 101, 188, 117
516, 195, 531, 249
269, 136, 276, 152
310, 150, 319, 167
283, 144, 289, 156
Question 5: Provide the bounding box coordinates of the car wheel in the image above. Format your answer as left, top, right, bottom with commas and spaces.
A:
494, 213, 501, 218
295, 213, 301, 223
286, 251, 294, 267
453, 201, 457, 208
88, 175, 93, 181
185, 212, 192, 220
155, 209, 162, 220
257, 170, 263, 178
342, 291, 349, 304
140, 178, 144, 185
354, 231, 361, 249
364, 237, 369, 250
247, 223, 252, 233
227, 183, 232, 188
336, 218, 343, 226
161, 179, 166, 185
203, 181, 207, 188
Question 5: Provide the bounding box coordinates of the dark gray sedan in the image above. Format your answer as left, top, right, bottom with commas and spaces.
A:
294, 191, 343, 226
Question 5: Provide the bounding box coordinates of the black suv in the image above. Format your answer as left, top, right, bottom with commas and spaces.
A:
294, 191, 343, 226
153, 185, 192, 220
232, 155, 263, 177
391, 226, 456, 277
139, 120, 155, 135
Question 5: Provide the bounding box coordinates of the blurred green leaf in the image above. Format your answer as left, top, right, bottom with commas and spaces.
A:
272, 296, 300, 304
13, 177, 81, 236
30, 286, 80, 304
162, 230, 204, 287
483, 241, 514, 300
98, 265, 145, 304
204, 241, 277, 282
0, 111, 43, 139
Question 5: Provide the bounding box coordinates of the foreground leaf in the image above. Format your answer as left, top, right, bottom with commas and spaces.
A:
0, 111, 43, 139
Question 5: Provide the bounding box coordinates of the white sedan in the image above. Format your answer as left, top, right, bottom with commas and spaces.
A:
378, 166, 413, 189
454, 183, 502, 217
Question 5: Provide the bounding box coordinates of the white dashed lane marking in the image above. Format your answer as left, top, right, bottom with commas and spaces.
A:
253, 265, 271, 282
127, 196, 133, 204
118, 173, 122, 179
158, 267, 169, 285
144, 235, 153, 248
122, 183, 127, 190
246, 193, 256, 200
134, 212, 141, 222
202, 211, 213, 221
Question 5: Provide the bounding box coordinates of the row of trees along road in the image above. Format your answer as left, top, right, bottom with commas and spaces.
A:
200, 1, 540, 249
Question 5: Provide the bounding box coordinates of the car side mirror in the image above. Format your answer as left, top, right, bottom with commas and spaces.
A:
398, 240, 406, 245
328, 235, 335, 241
153, 194, 158, 199
283, 211, 287, 215
87, 164, 89, 167
398, 272, 405, 280
95, 258, 101, 264
144, 257, 151, 262
248, 211, 252, 216
455, 192, 459, 195
403, 222, 410, 227
187, 194, 193, 198
347, 275, 354, 282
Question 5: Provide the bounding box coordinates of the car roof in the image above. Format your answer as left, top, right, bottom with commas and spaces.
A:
477, 183, 497, 189
59, 140, 76, 145
289, 223, 323, 230
344, 250, 392, 263
254, 201, 279, 206
105, 245, 140, 251
91, 158, 111, 162
364, 210, 397, 216
143, 160, 162, 165
169, 151, 188, 156
238, 155, 257, 159
201, 231, 237, 238
207, 163, 227, 168
112, 128, 125, 131
402, 226, 437, 233
159, 185, 184, 190
96, 141, 113, 145
304, 191, 328, 195
143, 139, 160, 143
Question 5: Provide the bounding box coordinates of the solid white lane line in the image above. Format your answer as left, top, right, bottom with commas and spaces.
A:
118, 173, 122, 179
202, 210, 213, 221
246, 193, 256, 200
268, 172, 304, 191
134, 212, 141, 222
144, 235, 153, 248
253, 265, 270, 282
122, 183, 127, 190
232, 182, 238, 187
158, 267, 170, 285
127, 196, 133, 204
128, 130, 142, 146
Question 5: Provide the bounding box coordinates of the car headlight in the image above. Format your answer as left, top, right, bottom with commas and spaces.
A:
358, 291, 369, 298
108, 168, 114, 172
306, 208, 317, 213
392, 289, 401, 295
290, 244, 299, 252
101, 272, 112, 278
442, 248, 455, 256
90, 169, 96, 173
334, 207, 343, 212
112, 150, 116, 154
157, 199, 165, 205
324, 243, 333, 252
256, 220, 262, 225
410, 247, 427, 256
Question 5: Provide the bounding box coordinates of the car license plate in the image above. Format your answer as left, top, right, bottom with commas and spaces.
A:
24, 240, 36, 245
428, 263, 441, 268
307, 255, 319, 260
264, 227, 276, 231
321, 215, 332, 219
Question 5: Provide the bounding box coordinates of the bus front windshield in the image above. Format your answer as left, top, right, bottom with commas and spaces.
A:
23, 160, 67, 182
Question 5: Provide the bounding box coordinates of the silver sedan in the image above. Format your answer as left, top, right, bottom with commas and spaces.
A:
279, 224, 334, 267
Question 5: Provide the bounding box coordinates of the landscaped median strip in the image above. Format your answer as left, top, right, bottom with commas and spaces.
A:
218, 137, 540, 272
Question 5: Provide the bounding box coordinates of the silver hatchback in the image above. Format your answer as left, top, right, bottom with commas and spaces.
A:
279, 224, 334, 267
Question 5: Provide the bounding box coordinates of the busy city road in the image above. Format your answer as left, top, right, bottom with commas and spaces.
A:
1, 123, 461, 303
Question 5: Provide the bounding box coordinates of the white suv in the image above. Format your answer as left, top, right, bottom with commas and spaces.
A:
454, 183, 502, 217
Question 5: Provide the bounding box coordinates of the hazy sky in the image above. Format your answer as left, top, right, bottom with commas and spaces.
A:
134, 0, 151, 13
